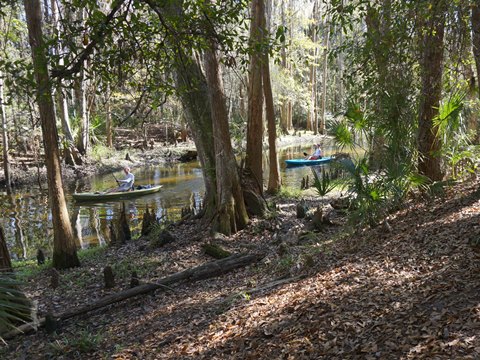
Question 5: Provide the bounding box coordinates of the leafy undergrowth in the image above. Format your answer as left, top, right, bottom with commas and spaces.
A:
3, 180, 480, 359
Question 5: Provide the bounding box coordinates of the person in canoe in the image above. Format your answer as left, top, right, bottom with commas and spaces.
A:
107, 166, 135, 193
305, 144, 323, 160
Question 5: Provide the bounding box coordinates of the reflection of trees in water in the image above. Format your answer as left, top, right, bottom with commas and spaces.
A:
1, 163, 207, 257
11, 195, 26, 259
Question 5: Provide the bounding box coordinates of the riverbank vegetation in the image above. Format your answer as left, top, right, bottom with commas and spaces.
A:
1, 0, 480, 358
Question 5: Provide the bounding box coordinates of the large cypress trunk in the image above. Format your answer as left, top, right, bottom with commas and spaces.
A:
24, 0, 80, 269
417, 2, 446, 181
175, 53, 217, 218
244, 0, 268, 215
204, 47, 249, 235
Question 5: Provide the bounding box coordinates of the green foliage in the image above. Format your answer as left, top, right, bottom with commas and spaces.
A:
277, 254, 294, 272
48, 329, 103, 356
311, 167, 336, 197
276, 186, 303, 199
337, 156, 428, 227
148, 222, 169, 240
329, 119, 354, 150
90, 144, 116, 162
434, 93, 464, 138
13, 260, 51, 281
77, 246, 105, 262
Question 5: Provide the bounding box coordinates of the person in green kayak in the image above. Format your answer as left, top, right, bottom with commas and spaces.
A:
108, 166, 135, 192
305, 144, 322, 160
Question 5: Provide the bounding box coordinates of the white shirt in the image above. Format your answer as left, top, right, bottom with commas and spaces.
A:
118, 172, 135, 190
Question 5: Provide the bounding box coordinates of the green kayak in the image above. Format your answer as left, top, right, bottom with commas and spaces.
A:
72, 185, 162, 202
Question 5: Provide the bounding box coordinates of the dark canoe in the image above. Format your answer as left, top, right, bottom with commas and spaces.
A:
285, 156, 333, 167
72, 185, 162, 202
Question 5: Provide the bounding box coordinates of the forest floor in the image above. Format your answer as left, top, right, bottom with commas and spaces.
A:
3, 173, 480, 359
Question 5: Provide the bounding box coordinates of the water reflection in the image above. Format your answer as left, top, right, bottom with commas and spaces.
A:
1, 140, 347, 257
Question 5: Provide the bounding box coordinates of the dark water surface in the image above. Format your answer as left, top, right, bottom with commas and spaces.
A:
2, 141, 342, 258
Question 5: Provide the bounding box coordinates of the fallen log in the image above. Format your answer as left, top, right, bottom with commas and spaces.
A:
3, 252, 264, 339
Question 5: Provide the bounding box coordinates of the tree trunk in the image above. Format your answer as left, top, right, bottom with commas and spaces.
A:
204, 47, 249, 235
417, 2, 446, 181
146, 0, 218, 220
319, 13, 330, 135
263, 0, 281, 194
24, 0, 80, 269
74, 9, 89, 156
246, 0, 265, 193
279, 0, 289, 134
105, 84, 113, 148
0, 71, 11, 193
174, 53, 218, 219
307, 0, 318, 133
472, 2, 480, 110
50, 0, 81, 166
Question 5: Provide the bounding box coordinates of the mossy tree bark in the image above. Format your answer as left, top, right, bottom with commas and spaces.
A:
24, 0, 79, 269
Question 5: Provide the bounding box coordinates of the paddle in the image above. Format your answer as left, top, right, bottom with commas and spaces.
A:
112, 174, 120, 185
303, 152, 308, 156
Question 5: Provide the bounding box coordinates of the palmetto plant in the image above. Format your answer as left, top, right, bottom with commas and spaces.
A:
0, 274, 31, 341
433, 92, 479, 179
311, 167, 336, 197
328, 100, 429, 227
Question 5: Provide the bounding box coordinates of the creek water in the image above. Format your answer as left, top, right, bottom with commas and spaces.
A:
1, 141, 342, 259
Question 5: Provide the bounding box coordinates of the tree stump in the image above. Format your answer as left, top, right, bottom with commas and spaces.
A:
130, 271, 139, 288
50, 268, 59, 289
36, 249, 45, 265
120, 203, 132, 242
103, 266, 115, 289
141, 206, 157, 236
112, 203, 131, 246
301, 175, 310, 190
296, 201, 307, 219
44, 313, 58, 334
310, 204, 335, 230
109, 223, 117, 245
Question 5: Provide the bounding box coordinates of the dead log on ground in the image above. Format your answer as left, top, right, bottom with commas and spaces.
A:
3, 252, 264, 339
